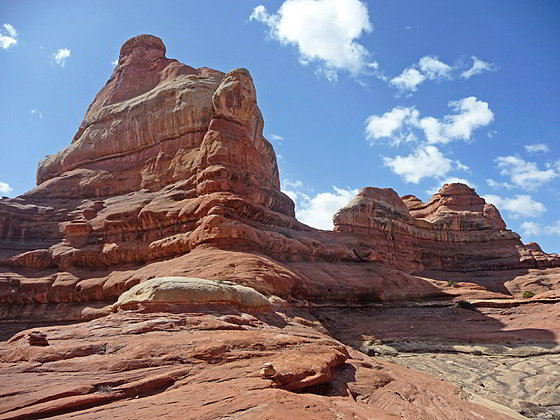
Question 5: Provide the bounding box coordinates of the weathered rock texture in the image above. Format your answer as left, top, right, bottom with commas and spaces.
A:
114, 276, 271, 310
0, 36, 558, 307
0, 307, 524, 420
1, 34, 559, 419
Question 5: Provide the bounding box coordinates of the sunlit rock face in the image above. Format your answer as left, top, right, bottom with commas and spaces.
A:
333, 183, 560, 272
1, 34, 559, 420
0, 35, 558, 308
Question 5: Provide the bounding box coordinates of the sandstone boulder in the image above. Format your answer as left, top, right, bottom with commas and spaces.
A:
114, 276, 271, 310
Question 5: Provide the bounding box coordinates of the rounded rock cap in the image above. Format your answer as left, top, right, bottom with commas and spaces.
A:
119, 34, 166, 58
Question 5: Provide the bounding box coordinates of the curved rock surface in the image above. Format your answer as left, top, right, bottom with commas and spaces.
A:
1, 36, 559, 308
1, 34, 559, 420
114, 276, 271, 309
0, 307, 521, 420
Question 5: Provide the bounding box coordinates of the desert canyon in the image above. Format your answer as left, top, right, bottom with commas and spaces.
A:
0, 35, 559, 419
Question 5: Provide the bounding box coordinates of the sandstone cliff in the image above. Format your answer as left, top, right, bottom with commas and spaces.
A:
1, 35, 559, 420
1, 35, 559, 307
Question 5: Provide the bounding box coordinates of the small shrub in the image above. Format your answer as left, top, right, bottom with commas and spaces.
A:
447, 280, 457, 287
96, 384, 113, 393
522, 291, 535, 299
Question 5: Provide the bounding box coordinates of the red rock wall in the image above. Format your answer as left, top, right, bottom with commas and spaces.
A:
0, 35, 558, 306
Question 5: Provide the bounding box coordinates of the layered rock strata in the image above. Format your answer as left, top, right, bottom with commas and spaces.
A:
0, 35, 558, 308
333, 184, 560, 272
1, 34, 559, 420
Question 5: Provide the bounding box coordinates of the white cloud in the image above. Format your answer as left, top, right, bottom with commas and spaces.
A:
418, 56, 452, 80
111, 59, 119, 66
281, 179, 303, 189
520, 221, 541, 237
384, 145, 452, 184
455, 161, 470, 172
269, 133, 285, 141
548, 221, 560, 235
389, 55, 452, 93
520, 220, 560, 238
52, 48, 71, 67
524, 143, 550, 154
0, 23, 18, 49
30, 109, 43, 119
0, 181, 13, 194
389, 68, 426, 92
495, 155, 556, 191
296, 186, 358, 229
486, 178, 514, 189
483, 194, 546, 218
365, 97, 494, 145
487, 130, 498, 139
461, 56, 497, 79
250, 0, 375, 81
280, 180, 357, 229
419, 97, 494, 144
365, 106, 419, 143
3, 24, 17, 38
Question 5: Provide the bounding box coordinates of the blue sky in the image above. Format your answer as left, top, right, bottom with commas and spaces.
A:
1, 0, 559, 252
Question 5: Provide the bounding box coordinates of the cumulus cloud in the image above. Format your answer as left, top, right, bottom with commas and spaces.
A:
389, 68, 426, 92
455, 161, 470, 172
250, 0, 376, 81
0, 181, 13, 194
296, 186, 358, 229
383, 145, 453, 184
548, 221, 560, 236
520, 221, 541, 237
461, 56, 497, 79
390, 55, 496, 93
520, 220, 560, 237
418, 56, 453, 79
524, 143, 550, 154
419, 97, 494, 144
389, 56, 453, 93
487, 130, 498, 139
365, 106, 419, 144
282, 179, 303, 190
0, 23, 18, 49
483, 194, 546, 218
280, 179, 357, 229
365, 97, 494, 146
495, 156, 556, 191
486, 178, 514, 189
52, 48, 71, 67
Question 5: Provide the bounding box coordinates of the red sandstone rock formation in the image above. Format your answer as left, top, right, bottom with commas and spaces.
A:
1, 34, 559, 420
0, 35, 558, 307
0, 306, 524, 420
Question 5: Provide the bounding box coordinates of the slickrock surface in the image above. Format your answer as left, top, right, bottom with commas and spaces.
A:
1, 34, 559, 419
314, 301, 560, 418
0, 306, 521, 420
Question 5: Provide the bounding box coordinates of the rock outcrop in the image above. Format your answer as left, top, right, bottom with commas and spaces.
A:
0, 35, 558, 308
0, 307, 525, 420
333, 184, 538, 272
1, 34, 560, 420
114, 276, 271, 310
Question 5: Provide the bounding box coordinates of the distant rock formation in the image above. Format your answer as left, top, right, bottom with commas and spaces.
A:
0, 35, 558, 307
332, 184, 549, 272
